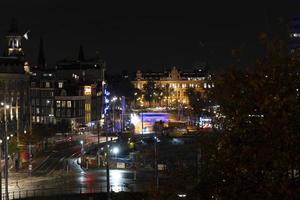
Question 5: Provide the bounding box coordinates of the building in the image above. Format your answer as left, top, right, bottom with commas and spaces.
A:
30, 38, 56, 124
0, 20, 30, 143
132, 66, 212, 108
30, 44, 105, 130
54, 48, 104, 127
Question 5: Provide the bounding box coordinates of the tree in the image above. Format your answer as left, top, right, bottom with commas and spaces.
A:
143, 81, 163, 107
200, 37, 300, 199
185, 87, 209, 119
106, 73, 136, 102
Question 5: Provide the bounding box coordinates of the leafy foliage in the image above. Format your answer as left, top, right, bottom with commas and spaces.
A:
143, 81, 164, 106
106, 73, 136, 102
185, 87, 208, 116
200, 38, 300, 199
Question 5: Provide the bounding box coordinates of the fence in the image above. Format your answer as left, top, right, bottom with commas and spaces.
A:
2, 184, 133, 200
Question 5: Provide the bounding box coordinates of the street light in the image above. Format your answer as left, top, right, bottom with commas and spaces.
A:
112, 147, 119, 155
1, 102, 10, 200
80, 140, 84, 165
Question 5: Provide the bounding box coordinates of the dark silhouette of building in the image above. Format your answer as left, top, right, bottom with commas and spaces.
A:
0, 20, 30, 142
30, 44, 105, 130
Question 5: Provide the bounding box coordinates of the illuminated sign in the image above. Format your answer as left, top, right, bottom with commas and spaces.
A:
84, 86, 92, 96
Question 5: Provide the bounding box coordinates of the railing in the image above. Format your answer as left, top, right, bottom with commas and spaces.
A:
2, 184, 133, 199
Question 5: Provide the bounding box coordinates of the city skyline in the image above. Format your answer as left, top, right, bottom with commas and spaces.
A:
0, 1, 298, 73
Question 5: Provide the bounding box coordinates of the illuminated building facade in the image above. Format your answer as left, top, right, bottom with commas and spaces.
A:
54, 51, 104, 126
132, 66, 212, 107
0, 21, 30, 137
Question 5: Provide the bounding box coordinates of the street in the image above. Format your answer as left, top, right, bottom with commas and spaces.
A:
3, 136, 153, 199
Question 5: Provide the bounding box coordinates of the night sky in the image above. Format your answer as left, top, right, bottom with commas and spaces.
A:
0, 1, 299, 73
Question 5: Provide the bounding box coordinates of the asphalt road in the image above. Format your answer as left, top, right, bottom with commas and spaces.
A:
4, 136, 154, 199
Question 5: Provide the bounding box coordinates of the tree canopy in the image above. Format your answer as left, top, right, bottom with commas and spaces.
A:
198, 38, 300, 199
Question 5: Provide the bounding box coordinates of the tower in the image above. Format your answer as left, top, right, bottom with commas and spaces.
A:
37, 37, 46, 70
78, 45, 85, 61
6, 19, 24, 57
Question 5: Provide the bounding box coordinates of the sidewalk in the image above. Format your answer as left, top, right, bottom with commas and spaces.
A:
8, 154, 50, 179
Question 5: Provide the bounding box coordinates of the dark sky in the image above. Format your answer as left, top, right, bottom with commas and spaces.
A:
0, 1, 299, 73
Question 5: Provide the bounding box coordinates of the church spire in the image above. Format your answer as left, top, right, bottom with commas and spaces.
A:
78, 45, 85, 61
37, 37, 46, 69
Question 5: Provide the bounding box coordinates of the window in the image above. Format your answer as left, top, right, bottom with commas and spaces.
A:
204, 83, 207, 88
56, 101, 61, 108
67, 109, 71, 117
62, 101, 66, 108
45, 82, 50, 88
56, 109, 60, 117
32, 116, 35, 123
58, 82, 63, 88
85, 103, 91, 111
31, 82, 36, 87
67, 101, 72, 108
36, 116, 40, 123
36, 108, 40, 114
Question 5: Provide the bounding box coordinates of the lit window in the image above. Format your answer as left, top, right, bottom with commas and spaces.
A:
45, 82, 50, 88
84, 86, 92, 96
58, 82, 63, 88
67, 101, 72, 108
36, 116, 40, 123
85, 103, 91, 111
32, 116, 35, 123
62, 101, 66, 108
204, 83, 207, 88
36, 108, 40, 114
56, 101, 61, 108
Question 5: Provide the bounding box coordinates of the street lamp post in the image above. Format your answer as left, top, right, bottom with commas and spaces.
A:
141, 111, 144, 136
105, 129, 110, 200
0, 139, 2, 200
80, 140, 84, 165
3, 103, 9, 200
154, 132, 159, 192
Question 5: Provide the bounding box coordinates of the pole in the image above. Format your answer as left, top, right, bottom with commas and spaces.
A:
106, 128, 110, 200
0, 139, 2, 200
4, 100, 9, 200
112, 102, 115, 133
141, 111, 143, 136
28, 84, 32, 177
16, 99, 19, 171
154, 131, 159, 192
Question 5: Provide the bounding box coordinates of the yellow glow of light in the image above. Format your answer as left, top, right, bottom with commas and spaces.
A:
84, 86, 92, 96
